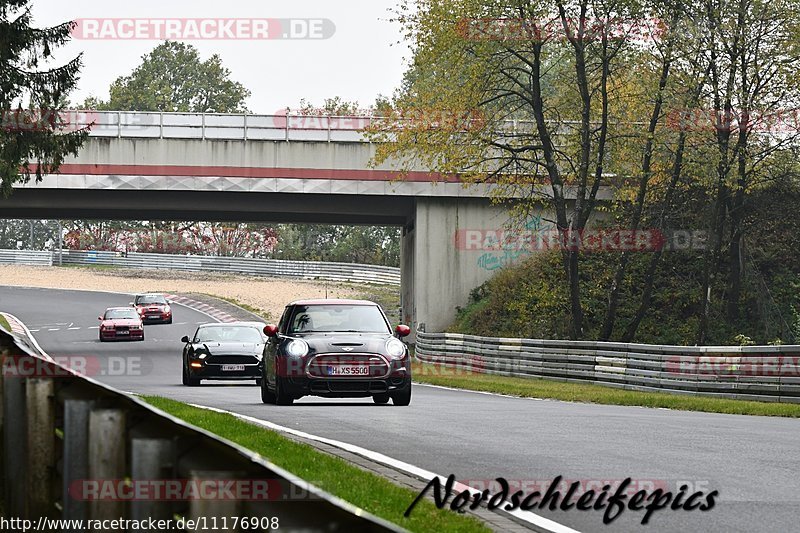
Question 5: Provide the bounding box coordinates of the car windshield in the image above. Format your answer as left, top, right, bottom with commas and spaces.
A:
105, 309, 139, 320
288, 305, 389, 334
195, 326, 263, 343
136, 295, 167, 305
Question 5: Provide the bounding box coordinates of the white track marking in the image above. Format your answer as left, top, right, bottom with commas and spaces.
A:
8, 299, 576, 533
1, 312, 53, 361
188, 403, 579, 533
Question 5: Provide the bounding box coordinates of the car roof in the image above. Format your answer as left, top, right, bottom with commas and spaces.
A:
288, 299, 378, 306
105, 307, 137, 312
197, 321, 266, 328
135, 293, 166, 297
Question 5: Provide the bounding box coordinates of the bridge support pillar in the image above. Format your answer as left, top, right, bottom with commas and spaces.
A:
406, 197, 539, 335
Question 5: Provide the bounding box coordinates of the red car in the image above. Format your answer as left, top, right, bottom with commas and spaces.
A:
131, 293, 173, 324
98, 307, 145, 341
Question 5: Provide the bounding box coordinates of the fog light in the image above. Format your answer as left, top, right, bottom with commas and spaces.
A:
190, 362, 203, 368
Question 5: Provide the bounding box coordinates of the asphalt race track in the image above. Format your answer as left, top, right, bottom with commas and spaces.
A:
1, 285, 798, 533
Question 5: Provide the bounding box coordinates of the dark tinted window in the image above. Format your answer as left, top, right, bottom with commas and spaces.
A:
193, 326, 263, 343
136, 294, 167, 305
288, 305, 389, 334
105, 309, 139, 320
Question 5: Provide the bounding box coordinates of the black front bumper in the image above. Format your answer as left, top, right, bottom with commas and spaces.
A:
187, 363, 262, 380
283, 374, 411, 398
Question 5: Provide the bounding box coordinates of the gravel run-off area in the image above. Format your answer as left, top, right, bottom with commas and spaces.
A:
0, 265, 361, 322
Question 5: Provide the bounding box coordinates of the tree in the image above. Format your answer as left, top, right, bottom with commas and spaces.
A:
370, 0, 668, 339
0, 0, 88, 196
83, 41, 250, 112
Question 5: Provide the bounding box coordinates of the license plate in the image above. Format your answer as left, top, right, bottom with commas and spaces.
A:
328, 365, 369, 376
222, 364, 245, 371
116, 330, 129, 335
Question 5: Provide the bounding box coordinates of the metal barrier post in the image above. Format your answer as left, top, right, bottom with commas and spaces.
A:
130, 438, 175, 521
26, 378, 55, 518
88, 409, 126, 524
63, 398, 95, 525
186, 470, 241, 529
3, 359, 27, 517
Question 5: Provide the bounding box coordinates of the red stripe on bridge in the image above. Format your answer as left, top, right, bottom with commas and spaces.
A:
48, 164, 461, 183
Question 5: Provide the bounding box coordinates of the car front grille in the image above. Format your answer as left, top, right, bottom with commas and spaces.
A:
307, 353, 389, 378
309, 380, 389, 394
206, 355, 260, 365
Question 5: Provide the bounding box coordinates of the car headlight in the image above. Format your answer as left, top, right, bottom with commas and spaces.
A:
386, 338, 406, 359
164, 305, 171, 313
285, 339, 309, 358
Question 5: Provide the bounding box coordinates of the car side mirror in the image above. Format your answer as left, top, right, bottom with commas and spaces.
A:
98, 316, 103, 321
395, 324, 411, 338
129, 302, 135, 307
263, 324, 279, 337
181, 336, 190, 343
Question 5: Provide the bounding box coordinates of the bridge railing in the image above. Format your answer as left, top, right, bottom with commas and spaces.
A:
82, 111, 379, 142
68, 110, 539, 142
415, 332, 800, 403
0, 324, 402, 530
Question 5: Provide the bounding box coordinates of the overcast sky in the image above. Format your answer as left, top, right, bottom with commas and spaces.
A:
33, 0, 411, 113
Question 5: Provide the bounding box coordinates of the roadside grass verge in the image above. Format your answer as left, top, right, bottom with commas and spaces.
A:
142, 396, 489, 533
200, 293, 274, 323
62, 263, 121, 271
0, 314, 10, 331
411, 361, 800, 417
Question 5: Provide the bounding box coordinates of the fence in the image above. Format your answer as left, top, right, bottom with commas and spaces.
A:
1, 249, 401, 285
81, 111, 375, 142
0, 325, 403, 531
0, 248, 52, 266
415, 332, 800, 403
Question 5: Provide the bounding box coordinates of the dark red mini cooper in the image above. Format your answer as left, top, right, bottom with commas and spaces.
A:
260, 299, 412, 406
131, 293, 173, 324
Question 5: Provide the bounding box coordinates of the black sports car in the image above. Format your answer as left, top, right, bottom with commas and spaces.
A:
181, 322, 266, 386
260, 299, 412, 405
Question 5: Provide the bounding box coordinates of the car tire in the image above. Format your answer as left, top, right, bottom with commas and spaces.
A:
373, 393, 390, 404
261, 375, 276, 404
166, 318, 173, 324
391, 385, 412, 406
182, 365, 200, 386
255, 378, 263, 386
274, 376, 294, 405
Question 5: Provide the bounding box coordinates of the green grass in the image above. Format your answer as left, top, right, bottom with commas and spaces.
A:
349, 283, 401, 324
62, 263, 121, 271
0, 314, 10, 332
201, 293, 274, 323
143, 396, 489, 533
411, 361, 800, 417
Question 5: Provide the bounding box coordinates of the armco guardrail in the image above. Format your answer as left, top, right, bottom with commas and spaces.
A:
0, 248, 52, 266
415, 332, 800, 403
3, 249, 401, 285
0, 325, 403, 531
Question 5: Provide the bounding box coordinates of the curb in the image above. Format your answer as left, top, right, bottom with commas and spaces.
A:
0, 311, 54, 361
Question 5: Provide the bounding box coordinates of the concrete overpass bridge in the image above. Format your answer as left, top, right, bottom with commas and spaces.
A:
1, 111, 591, 332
